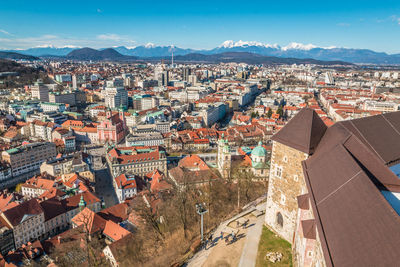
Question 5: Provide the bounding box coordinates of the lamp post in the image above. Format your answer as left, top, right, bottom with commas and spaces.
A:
196, 203, 208, 242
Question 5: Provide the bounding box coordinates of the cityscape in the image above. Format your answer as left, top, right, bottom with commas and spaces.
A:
0, 1, 400, 267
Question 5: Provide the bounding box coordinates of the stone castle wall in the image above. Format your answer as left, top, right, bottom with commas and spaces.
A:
265, 141, 308, 243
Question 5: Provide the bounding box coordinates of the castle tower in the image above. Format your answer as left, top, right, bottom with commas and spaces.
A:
217, 134, 231, 179
265, 108, 327, 243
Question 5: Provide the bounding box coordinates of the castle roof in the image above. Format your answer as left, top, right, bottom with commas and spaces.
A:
302, 111, 400, 266
271, 108, 327, 154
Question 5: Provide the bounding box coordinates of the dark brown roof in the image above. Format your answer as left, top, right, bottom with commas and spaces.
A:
98, 203, 129, 223
302, 112, 400, 267
2, 199, 43, 227
40, 198, 67, 221
297, 194, 309, 210
301, 219, 316, 240
271, 108, 327, 154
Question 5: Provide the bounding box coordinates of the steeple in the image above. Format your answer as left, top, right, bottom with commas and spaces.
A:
79, 194, 86, 211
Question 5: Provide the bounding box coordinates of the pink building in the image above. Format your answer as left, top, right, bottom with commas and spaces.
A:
97, 110, 127, 144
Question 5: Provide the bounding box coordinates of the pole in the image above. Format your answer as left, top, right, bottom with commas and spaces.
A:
196, 203, 208, 243
200, 213, 204, 242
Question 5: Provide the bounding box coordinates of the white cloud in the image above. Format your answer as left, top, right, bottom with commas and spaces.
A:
0, 33, 136, 50
337, 23, 350, 27
0, 29, 12, 36
97, 34, 122, 41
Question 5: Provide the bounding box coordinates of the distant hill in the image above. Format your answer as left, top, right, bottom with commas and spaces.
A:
0, 52, 39, 61
66, 48, 137, 61
0, 59, 45, 88
171, 52, 351, 65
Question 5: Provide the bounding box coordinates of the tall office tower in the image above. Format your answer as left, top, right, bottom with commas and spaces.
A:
188, 74, 197, 85
154, 65, 163, 80
158, 71, 169, 86
31, 79, 49, 102
324, 72, 335, 85
183, 68, 191, 82
104, 79, 128, 109
72, 75, 78, 89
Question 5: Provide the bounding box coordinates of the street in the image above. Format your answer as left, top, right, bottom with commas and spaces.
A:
94, 167, 119, 208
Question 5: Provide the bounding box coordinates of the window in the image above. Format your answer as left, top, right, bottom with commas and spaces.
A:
283, 155, 288, 163
294, 175, 298, 182
308, 251, 313, 258
276, 166, 283, 178
280, 193, 286, 205
276, 212, 283, 227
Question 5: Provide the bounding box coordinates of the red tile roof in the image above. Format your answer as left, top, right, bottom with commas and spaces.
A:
102, 220, 130, 242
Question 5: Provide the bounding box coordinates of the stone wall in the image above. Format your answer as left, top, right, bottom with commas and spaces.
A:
265, 141, 308, 243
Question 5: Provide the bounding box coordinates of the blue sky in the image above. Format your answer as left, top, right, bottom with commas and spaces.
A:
1, 0, 400, 53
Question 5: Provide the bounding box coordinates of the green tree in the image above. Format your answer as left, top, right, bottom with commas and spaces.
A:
15, 183, 23, 192
267, 109, 273, 118
277, 106, 284, 118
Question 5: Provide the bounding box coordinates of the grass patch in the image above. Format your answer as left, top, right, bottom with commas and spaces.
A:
256, 226, 292, 267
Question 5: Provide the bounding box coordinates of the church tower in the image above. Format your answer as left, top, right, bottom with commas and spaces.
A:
265, 108, 327, 243
217, 134, 231, 179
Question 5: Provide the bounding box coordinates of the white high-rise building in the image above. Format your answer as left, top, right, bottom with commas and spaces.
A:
324, 72, 334, 85
103, 78, 128, 109
31, 80, 49, 102
188, 74, 197, 85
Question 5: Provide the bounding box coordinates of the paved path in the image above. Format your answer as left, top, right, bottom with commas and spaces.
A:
238, 214, 264, 267
187, 201, 266, 267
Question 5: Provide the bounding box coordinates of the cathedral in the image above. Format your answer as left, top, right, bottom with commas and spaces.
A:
217, 134, 268, 179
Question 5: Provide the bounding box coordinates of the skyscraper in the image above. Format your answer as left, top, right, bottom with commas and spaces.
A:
31, 79, 49, 102
183, 68, 191, 82
103, 78, 128, 109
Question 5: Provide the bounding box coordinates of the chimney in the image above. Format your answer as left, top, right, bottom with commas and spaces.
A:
57, 236, 61, 244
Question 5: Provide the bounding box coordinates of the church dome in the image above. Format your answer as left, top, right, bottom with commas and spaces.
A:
251, 141, 266, 157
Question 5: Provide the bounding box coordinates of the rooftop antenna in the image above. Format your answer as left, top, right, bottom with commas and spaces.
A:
170, 45, 175, 67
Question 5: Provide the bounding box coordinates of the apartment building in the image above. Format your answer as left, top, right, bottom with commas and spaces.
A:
29, 120, 56, 141
125, 131, 164, 147
113, 174, 137, 203
0, 199, 46, 248
49, 92, 76, 106
40, 102, 66, 113
106, 146, 167, 177
21, 176, 57, 198
103, 79, 128, 109
30, 80, 49, 102
40, 153, 89, 177
2, 142, 57, 176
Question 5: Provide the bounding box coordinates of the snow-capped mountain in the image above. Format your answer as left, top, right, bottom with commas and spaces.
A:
3, 41, 400, 64
218, 40, 279, 49
6, 45, 80, 56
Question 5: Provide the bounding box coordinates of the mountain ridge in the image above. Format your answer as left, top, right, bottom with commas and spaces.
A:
61, 48, 351, 65
66, 47, 137, 61
3, 42, 400, 64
